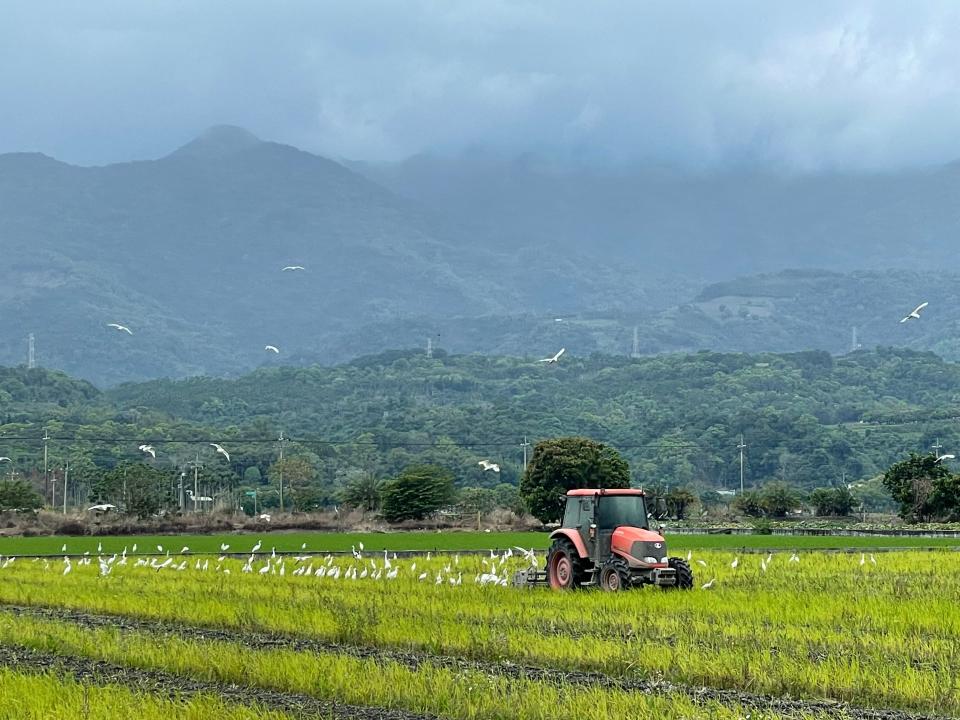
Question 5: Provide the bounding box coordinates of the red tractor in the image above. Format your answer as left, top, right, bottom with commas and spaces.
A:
531, 488, 693, 591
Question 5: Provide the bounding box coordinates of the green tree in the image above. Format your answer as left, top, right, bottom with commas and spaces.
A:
733, 490, 765, 518
0, 479, 42, 511
699, 490, 724, 511
809, 486, 857, 516
380, 465, 455, 522
493, 483, 524, 515
458, 487, 496, 514
339, 470, 383, 512
103, 463, 167, 519
520, 437, 630, 523
882, 454, 954, 522
665, 487, 698, 520
267, 457, 316, 509
759, 481, 802, 518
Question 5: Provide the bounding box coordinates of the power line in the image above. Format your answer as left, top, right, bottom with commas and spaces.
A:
0, 433, 705, 450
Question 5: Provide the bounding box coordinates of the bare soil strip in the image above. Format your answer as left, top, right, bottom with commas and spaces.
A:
0, 604, 950, 720
0, 643, 434, 720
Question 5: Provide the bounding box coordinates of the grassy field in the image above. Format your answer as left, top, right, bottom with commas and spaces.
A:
0, 546, 956, 718
1, 529, 958, 556
0, 668, 294, 720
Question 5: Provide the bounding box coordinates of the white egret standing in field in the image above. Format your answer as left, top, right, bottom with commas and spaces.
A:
730, 556, 739, 569
701, 578, 715, 590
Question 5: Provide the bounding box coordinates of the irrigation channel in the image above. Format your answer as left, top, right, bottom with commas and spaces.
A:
0, 604, 950, 720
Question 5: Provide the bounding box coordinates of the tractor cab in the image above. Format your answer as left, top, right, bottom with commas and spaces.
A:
545, 488, 693, 591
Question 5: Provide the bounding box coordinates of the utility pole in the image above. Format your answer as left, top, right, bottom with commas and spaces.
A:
50, 469, 57, 511
851, 326, 861, 353
426, 337, 433, 359
185, 454, 203, 512
62, 459, 69, 514
42, 429, 49, 506
278, 431, 285, 513
631, 326, 641, 359
737, 435, 747, 495
520, 436, 531, 472
193, 452, 200, 513
27, 333, 35, 369
932, 438, 944, 458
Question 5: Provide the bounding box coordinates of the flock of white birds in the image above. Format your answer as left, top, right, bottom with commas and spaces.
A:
20, 541, 541, 588
0, 539, 883, 595
104, 263, 574, 366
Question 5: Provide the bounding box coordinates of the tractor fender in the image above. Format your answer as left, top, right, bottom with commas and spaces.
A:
549, 528, 589, 559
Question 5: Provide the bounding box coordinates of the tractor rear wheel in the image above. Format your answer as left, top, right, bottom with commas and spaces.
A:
547, 538, 586, 590
599, 558, 630, 591
663, 557, 694, 590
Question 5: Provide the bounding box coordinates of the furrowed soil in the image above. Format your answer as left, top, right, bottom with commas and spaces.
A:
0, 604, 949, 720
0, 642, 436, 720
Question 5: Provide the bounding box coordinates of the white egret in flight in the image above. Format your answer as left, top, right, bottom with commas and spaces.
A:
900, 302, 928, 323
538, 348, 565, 364
210, 443, 230, 461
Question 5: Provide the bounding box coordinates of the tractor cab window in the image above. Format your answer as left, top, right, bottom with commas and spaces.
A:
562, 497, 594, 528
597, 495, 648, 530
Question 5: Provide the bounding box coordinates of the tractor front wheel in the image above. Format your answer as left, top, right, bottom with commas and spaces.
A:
547, 539, 585, 590
599, 558, 630, 591
663, 557, 694, 590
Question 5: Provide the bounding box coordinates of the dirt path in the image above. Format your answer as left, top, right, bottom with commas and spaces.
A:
0, 604, 951, 720
0, 643, 435, 720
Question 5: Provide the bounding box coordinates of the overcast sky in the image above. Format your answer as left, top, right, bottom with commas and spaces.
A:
3, 1, 960, 170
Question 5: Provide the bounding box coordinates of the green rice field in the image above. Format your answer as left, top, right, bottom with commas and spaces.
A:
0, 541, 955, 718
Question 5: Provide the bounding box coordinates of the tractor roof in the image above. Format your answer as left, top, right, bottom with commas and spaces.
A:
566, 488, 646, 497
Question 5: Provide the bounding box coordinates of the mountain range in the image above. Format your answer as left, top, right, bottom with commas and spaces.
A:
2, 125, 959, 385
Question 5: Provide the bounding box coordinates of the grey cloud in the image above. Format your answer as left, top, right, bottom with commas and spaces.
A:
2, 1, 960, 170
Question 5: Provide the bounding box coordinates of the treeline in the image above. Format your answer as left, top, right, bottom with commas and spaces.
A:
1, 348, 959, 510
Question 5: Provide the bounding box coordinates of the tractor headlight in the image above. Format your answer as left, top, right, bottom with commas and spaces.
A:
661, 557, 669, 564
643, 556, 658, 564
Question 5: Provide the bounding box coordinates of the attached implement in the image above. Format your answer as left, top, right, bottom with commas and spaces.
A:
517, 488, 693, 591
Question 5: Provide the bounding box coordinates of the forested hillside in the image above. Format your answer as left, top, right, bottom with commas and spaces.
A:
2, 348, 959, 509
7, 127, 960, 385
